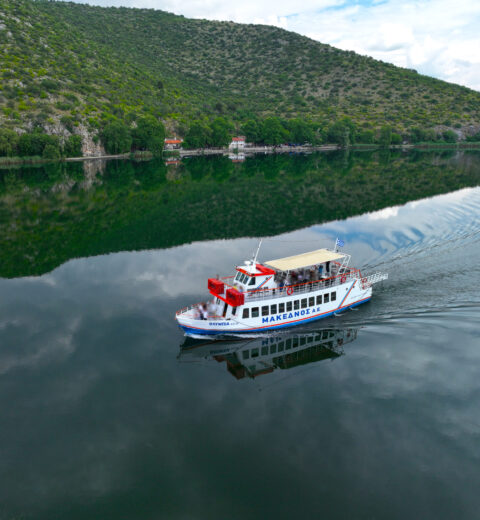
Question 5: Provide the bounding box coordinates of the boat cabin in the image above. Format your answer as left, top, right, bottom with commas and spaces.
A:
233, 262, 276, 291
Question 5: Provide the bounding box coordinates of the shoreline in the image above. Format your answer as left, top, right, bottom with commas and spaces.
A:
0, 142, 479, 166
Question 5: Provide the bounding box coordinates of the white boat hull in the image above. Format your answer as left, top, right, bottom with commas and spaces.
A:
176, 280, 372, 336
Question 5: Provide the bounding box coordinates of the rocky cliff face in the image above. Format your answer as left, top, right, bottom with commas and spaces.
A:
77, 124, 105, 157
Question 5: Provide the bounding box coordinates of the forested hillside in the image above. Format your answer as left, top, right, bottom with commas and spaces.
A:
0, 0, 479, 154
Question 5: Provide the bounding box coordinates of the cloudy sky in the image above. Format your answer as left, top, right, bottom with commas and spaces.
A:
68, 0, 480, 91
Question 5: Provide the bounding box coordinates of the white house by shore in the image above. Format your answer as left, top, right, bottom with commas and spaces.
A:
228, 136, 246, 150
164, 137, 183, 150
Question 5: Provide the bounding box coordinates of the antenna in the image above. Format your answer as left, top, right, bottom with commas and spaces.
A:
252, 239, 263, 269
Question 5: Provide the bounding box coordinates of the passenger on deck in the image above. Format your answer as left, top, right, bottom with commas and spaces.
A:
207, 301, 216, 317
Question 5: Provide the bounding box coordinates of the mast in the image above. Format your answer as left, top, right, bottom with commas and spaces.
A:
252, 239, 263, 270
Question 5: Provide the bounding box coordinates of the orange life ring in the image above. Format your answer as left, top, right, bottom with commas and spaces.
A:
286, 286, 294, 295
341, 275, 346, 283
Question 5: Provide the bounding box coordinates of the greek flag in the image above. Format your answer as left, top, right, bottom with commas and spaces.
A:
336, 238, 345, 248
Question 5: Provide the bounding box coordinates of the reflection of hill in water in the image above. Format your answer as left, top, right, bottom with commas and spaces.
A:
178, 328, 358, 380
1, 150, 479, 278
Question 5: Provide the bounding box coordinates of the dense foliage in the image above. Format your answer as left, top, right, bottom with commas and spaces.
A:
0, 0, 479, 153
0, 128, 83, 158
1, 150, 479, 277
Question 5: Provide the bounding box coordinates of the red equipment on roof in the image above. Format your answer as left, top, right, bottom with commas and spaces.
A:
226, 288, 245, 307
208, 278, 224, 295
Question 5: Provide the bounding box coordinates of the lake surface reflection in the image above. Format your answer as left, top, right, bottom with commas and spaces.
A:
0, 152, 479, 519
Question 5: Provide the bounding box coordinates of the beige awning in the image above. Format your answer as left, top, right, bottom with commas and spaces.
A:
265, 249, 344, 271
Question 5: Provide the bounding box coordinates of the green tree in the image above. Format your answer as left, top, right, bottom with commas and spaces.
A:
357, 130, 374, 144
18, 132, 60, 157
43, 143, 61, 159
378, 126, 392, 147
210, 117, 234, 147
327, 118, 356, 147
261, 117, 289, 146
442, 130, 457, 143
63, 135, 83, 157
391, 133, 402, 145
424, 129, 438, 142
0, 129, 19, 157
241, 119, 261, 143
101, 121, 132, 154
288, 119, 314, 144
183, 122, 212, 149
409, 127, 425, 143
132, 115, 165, 155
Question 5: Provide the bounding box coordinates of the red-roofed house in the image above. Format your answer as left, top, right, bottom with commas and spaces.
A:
229, 136, 246, 150
164, 137, 183, 150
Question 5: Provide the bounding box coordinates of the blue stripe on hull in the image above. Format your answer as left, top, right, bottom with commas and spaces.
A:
179, 297, 371, 335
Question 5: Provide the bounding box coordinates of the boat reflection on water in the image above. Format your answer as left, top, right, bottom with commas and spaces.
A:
178, 328, 358, 380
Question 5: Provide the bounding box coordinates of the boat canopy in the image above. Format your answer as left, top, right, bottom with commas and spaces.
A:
265, 249, 345, 271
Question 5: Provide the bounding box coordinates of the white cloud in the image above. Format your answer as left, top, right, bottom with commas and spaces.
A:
301, 0, 480, 90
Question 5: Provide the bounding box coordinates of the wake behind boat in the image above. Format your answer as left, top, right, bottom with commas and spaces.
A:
175, 240, 387, 336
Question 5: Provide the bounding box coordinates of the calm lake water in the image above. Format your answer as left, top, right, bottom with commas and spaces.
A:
0, 151, 479, 519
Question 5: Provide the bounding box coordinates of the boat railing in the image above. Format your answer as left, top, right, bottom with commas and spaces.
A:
176, 302, 224, 320
242, 270, 362, 303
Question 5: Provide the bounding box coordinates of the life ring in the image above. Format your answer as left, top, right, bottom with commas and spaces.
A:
341, 275, 346, 283
286, 286, 294, 295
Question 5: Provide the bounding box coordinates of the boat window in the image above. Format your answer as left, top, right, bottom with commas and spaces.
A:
309, 297, 314, 307
249, 276, 256, 286
292, 338, 299, 349
232, 306, 237, 316
242, 350, 249, 360
316, 295, 322, 305
286, 301, 292, 312
325, 293, 330, 303
331, 291, 336, 301
242, 308, 249, 319
235, 272, 241, 281
294, 300, 300, 310
270, 344, 277, 354
285, 339, 292, 350
252, 307, 259, 318
241, 274, 248, 284
271, 304, 277, 315
261, 346, 268, 355
251, 348, 259, 358
279, 303, 285, 313
262, 306, 269, 316
300, 337, 306, 346
301, 298, 307, 309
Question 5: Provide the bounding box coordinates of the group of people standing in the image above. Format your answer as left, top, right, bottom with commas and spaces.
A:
193, 301, 219, 320
277, 261, 332, 288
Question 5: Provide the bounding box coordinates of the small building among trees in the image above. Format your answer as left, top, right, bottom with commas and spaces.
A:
229, 136, 246, 150
164, 137, 183, 150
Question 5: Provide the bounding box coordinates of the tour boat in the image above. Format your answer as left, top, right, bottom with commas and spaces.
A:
175, 240, 388, 336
